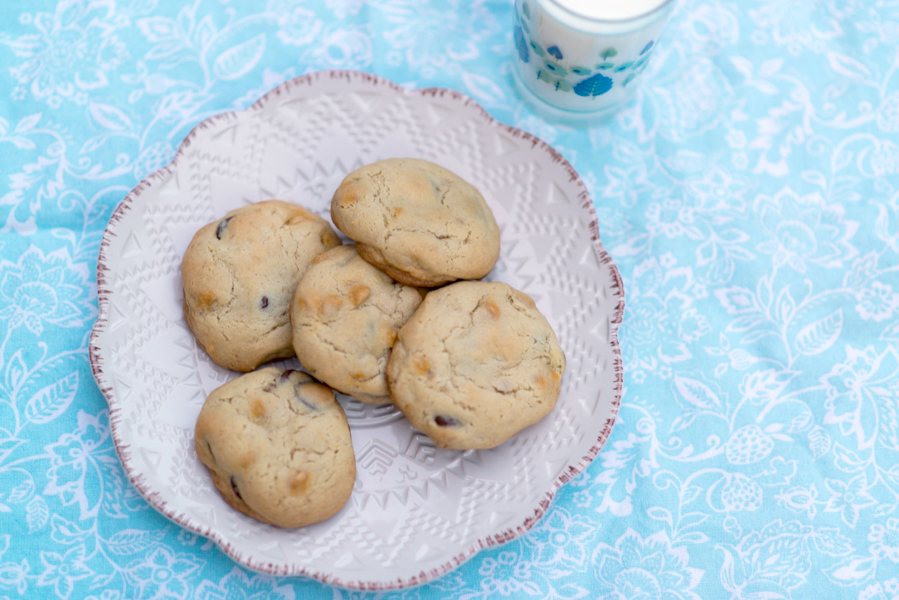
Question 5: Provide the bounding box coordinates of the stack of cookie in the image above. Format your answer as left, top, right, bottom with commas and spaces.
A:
183, 158, 566, 528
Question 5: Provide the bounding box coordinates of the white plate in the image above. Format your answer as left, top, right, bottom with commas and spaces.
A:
89, 70, 624, 590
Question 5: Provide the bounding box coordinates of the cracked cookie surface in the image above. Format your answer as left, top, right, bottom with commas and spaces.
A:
291, 245, 424, 404
330, 158, 500, 287
386, 281, 566, 450
194, 367, 356, 528
181, 200, 341, 372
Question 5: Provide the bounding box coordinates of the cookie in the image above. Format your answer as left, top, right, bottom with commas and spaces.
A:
194, 366, 356, 528
330, 158, 500, 287
181, 200, 341, 372
386, 281, 566, 450
290, 245, 424, 404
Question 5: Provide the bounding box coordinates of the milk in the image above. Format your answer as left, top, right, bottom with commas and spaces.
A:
550, 0, 671, 22
511, 0, 676, 120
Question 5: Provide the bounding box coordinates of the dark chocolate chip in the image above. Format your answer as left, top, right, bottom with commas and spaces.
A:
279, 369, 297, 382
434, 415, 461, 427
295, 388, 319, 411
215, 217, 233, 239
230, 476, 242, 500
260, 296, 269, 309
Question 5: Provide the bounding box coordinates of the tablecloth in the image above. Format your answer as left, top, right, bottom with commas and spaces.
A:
2, 0, 899, 598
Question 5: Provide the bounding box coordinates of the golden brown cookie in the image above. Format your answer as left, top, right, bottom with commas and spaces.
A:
291, 245, 424, 404
181, 200, 341, 372
386, 281, 566, 450
194, 367, 356, 528
330, 158, 500, 287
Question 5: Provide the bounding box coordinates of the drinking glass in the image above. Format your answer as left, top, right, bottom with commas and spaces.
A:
511, 0, 677, 125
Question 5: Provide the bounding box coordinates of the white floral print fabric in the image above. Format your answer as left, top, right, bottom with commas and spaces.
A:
1, 0, 898, 598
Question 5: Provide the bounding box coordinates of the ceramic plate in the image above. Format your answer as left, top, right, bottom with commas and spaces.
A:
89, 70, 624, 590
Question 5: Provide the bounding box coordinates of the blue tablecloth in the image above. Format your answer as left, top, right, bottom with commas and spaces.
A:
2, 1, 899, 598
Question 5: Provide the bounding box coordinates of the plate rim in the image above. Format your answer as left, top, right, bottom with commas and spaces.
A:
88, 69, 625, 591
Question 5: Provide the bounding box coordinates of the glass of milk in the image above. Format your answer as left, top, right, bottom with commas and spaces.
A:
512, 0, 676, 124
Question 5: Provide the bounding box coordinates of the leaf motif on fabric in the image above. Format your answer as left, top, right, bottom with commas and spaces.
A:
801, 170, 827, 190
758, 58, 783, 77
794, 310, 842, 356
730, 56, 753, 78
7, 473, 34, 504
674, 375, 722, 411
670, 411, 700, 434
5, 350, 27, 392
0, 431, 24, 465
679, 511, 709, 531
213, 34, 267, 81
832, 442, 867, 473
609, 233, 650, 257
14, 113, 41, 133
194, 14, 218, 49
677, 531, 708, 545
462, 73, 506, 106
811, 528, 854, 557
717, 543, 742, 591
24, 372, 78, 425
807, 425, 831, 459
775, 287, 796, 324
875, 202, 899, 251
26, 496, 48, 533
824, 554, 876, 586
739, 369, 794, 405
15, 353, 87, 423
89, 103, 133, 132
50, 514, 91, 545
107, 530, 159, 555
137, 16, 179, 42
80, 134, 110, 154
788, 409, 814, 433
646, 506, 672, 527
826, 51, 872, 79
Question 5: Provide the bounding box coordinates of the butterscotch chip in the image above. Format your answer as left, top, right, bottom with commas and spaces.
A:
330, 158, 500, 287
181, 200, 340, 372
194, 367, 355, 528
386, 281, 566, 450
291, 245, 423, 404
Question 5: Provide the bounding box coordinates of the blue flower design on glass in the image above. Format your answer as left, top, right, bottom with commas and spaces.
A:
574, 73, 613, 97
543, 61, 566, 75
515, 26, 529, 63
513, 6, 655, 99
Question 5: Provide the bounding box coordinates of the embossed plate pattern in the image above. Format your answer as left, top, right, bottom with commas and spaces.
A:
88, 70, 624, 590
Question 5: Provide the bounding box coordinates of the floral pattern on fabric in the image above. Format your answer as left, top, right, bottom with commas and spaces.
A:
1, 0, 898, 598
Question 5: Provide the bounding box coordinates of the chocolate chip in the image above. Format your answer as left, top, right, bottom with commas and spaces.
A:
215, 217, 233, 239
230, 476, 243, 500
434, 415, 460, 427
279, 369, 297, 382
260, 296, 269, 309
295, 390, 319, 411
